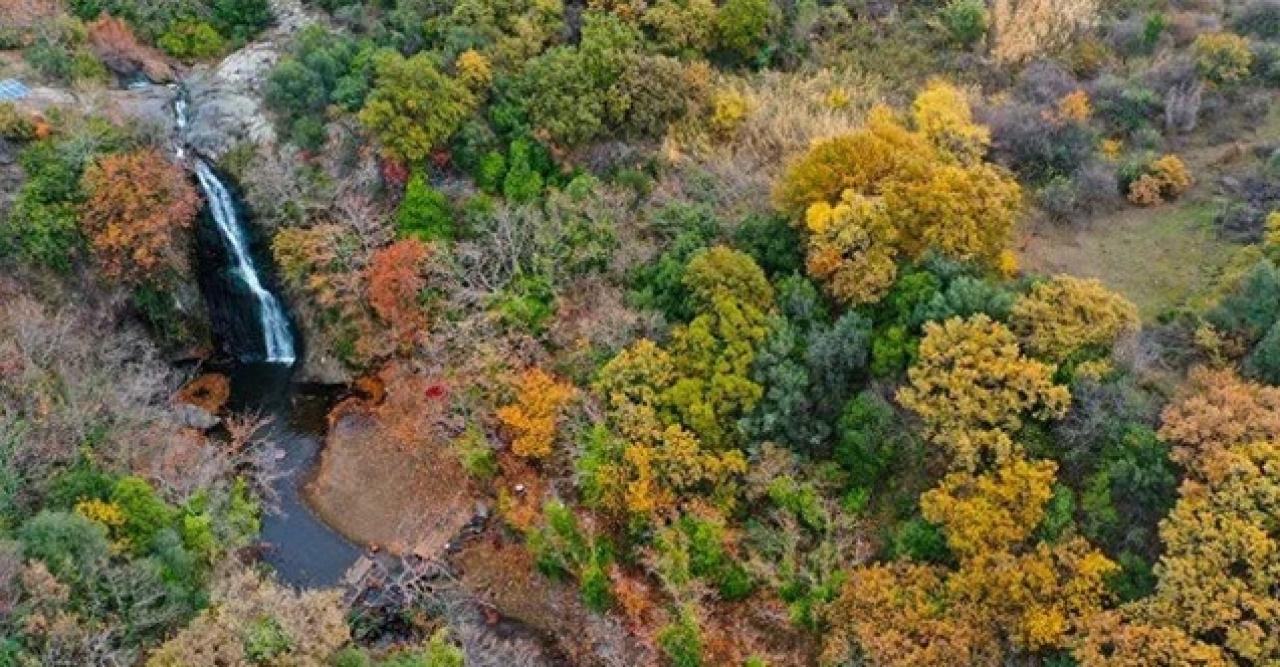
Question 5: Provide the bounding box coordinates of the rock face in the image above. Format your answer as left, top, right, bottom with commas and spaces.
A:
183, 41, 281, 161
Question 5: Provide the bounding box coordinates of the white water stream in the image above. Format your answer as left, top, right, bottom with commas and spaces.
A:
176, 97, 295, 364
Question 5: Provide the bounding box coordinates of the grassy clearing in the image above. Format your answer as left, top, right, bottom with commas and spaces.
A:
1020, 199, 1237, 320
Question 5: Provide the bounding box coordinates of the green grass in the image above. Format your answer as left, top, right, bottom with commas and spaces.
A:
1021, 199, 1239, 320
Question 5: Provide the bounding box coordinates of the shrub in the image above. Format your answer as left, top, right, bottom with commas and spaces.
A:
1193, 32, 1253, 85
1124, 154, 1192, 206
658, 610, 703, 667
0, 103, 36, 140
939, 0, 988, 47
709, 88, 749, 136
715, 0, 771, 62
211, 0, 273, 43
1091, 76, 1161, 136
396, 170, 454, 242
502, 138, 544, 204
158, 21, 226, 61
1235, 0, 1280, 39
835, 391, 902, 489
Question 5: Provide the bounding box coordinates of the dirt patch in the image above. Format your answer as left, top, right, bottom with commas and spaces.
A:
455, 535, 654, 666
307, 410, 478, 557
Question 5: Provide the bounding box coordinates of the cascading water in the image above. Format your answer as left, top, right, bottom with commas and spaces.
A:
175, 96, 295, 364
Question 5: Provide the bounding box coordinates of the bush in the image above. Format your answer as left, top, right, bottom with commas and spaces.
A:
502, 138, 544, 204
887, 516, 950, 563
835, 392, 902, 489
1236, 0, 1280, 39
714, 0, 771, 62
939, 0, 988, 47
1091, 76, 1161, 136
1124, 154, 1192, 206
211, 0, 273, 43
396, 171, 454, 242
658, 610, 703, 667
732, 213, 803, 277
1248, 319, 1280, 384
1193, 32, 1253, 85
158, 21, 226, 61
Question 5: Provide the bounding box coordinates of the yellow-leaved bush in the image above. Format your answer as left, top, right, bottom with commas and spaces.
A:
896, 314, 1070, 472
777, 81, 1021, 306
1009, 274, 1140, 363
497, 367, 577, 459
826, 458, 1117, 664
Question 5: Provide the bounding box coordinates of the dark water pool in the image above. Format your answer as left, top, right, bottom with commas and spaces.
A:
225, 362, 361, 587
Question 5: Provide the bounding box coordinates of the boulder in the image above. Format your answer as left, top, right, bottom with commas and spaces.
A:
183, 41, 281, 161
174, 402, 221, 431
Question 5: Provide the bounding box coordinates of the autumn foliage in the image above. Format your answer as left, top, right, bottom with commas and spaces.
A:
897, 315, 1070, 471
777, 82, 1021, 304
496, 368, 576, 459
80, 149, 200, 285
366, 238, 431, 346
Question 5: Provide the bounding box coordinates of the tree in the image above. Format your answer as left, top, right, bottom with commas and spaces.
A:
358, 51, 475, 162
1158, 366, 1280, 472
496, 368, 576, 459
1141, 440, 1280, 663
897, 315, 1070, 471
823, 562, 999, 667
366, 238, 431, 345
665, 246, 774, 448
1009, 275, 1140, 363
1075, 611, 1230, 667
79, 149, 199, 285
714, 0, 770, 61
775, 86, 1021, 277
395, 171, 454, 241
803, 192, 898, 305
910, 79, 990, 162
920, 458, 1057, 559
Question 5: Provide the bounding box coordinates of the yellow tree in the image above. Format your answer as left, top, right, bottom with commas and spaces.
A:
911, 79, 990, 162
921, 458, 1056, 558
822, 562, 1002, 667
830, 458, 1115, 663
803, 191, 899, 306
775, 82, 1021, 287
897, 315, 1070, 471
1141, 440, 1280, 663
1009, 275, 1140, 363
884, 160, 1021, 267
1075, 611, 1230, 667
497, 368, 577, 459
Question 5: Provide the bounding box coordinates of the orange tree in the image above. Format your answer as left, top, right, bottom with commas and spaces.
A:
79, 148, 199, 285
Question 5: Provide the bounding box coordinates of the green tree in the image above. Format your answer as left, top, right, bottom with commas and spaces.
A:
396, 170, 454, 241
359, 51, 475, 162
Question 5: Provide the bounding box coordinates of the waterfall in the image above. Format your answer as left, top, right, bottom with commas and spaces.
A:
176, 96, 295, 364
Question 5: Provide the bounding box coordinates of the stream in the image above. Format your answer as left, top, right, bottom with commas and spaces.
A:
176, 93, 361, 587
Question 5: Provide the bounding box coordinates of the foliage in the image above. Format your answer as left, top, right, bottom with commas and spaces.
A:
497, 368, 576, 459
80, 149, 200, 285
714, 0, 770, 62
1141, 440, 1280, 663
396, 171, 454, 242
777, 87, 1021, 277
897, 315, 1070, 471
657, 608, 703, 667
1009, 275, 1139, 363
358, 51, 475, 162
939, 0, 988, 48
157, 21, 226, 61
1192, 32, 1253, 85
526, 500, 614, 611
366, 238, 431, 345
1125, 155, 1192, 206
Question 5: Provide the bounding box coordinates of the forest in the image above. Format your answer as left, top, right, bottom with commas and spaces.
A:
2, 0, 1280, 665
